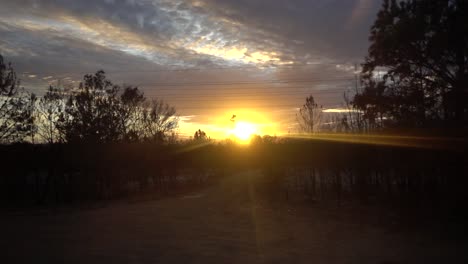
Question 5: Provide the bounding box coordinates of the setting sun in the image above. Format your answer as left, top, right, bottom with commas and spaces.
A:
231, 122, 257, 142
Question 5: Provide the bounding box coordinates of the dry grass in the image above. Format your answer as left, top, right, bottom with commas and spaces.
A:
1, 171, 467, 263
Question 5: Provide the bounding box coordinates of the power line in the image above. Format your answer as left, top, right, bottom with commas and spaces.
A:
19, 62, 361, 76
143, 86, 353, 95
149, 95, 349, 101
24, 69, 358, 111
147, 92, 352, 101
164, 96, 343, 103
25, 75, 357, 92
173, 103, 341, 110
135, 77, 354, 87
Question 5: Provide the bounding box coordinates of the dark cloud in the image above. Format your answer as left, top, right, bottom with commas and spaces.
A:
0, 0, 380, 67
196, 0, 380, 61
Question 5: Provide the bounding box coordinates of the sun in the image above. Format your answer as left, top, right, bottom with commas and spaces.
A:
232, 122, 257, 142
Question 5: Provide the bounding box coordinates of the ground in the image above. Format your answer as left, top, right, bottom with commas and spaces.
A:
1, 172, 467, 263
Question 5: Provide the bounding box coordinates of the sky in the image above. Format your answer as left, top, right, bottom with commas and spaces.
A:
0, 0, 381, 139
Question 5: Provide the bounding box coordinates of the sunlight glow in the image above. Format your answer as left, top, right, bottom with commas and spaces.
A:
286, 133, 466, 150
190, 45, 283, 65
178, 110, 281, 141
232, 122, 257, 142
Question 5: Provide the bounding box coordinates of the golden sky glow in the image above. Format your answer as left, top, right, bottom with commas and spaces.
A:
230, 122, 258, 143
0, 0, 377, 141
178, 109, 280, 140
185, 43, 284, 65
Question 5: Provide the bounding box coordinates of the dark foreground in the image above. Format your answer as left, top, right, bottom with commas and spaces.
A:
1, 172, 467, 264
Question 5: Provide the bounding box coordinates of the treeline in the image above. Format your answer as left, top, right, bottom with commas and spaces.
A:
1, 45, 467, 211
1, 0, 468, 211
1, 56, 178, 145
354, 0, 468, 130
1, 138, 466, 213
297, 0, 468, 134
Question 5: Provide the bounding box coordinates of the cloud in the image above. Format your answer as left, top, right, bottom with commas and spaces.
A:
1, 0, 380, 71
0, 0, 296, 68
0, 0, 381, 136
193, 0, 380, 61
323, 108, 355, 113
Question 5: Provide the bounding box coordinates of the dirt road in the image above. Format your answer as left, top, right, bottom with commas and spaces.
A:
1, 172, 467, 263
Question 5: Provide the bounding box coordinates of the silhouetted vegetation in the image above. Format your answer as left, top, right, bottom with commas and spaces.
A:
194, 129, 209, 141
1, 138, 466, 221
354, 0, 468, 130
297, 95, 323, 133
0, 55, 35, 143
4, 2, 468, 264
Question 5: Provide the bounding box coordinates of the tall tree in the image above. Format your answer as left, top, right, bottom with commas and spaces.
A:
297, 95, 323, 133
36, 86, 65, 144
118, 86, 146, 142
58, 70, 122, 143
0, 54, 35, 143
53, 71, 178, 144
356, 0, 468, 128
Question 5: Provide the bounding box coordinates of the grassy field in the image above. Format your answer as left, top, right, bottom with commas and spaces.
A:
2, 171, 467, 264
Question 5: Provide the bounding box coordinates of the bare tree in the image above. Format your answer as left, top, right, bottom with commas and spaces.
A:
0, 54, 35, 143
297, 95, 323, 134
35, 86, 66, 144
343, 91, 366, 133
142, 99, 178, 142
118, 86, 146, 142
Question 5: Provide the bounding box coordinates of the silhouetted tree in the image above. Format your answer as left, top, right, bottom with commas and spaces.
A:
118, 86, 146, 142
194, 129, 208, 141
297, 95, 323, 133
58, 70, 122, 143
0, 54, 35, 143
321, 114, 348, 133
356, 0, 468, 128
25, 93, 37, 143
342, 92, 366, 132
36, 86, 65, 144
141, 99, 178, 142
